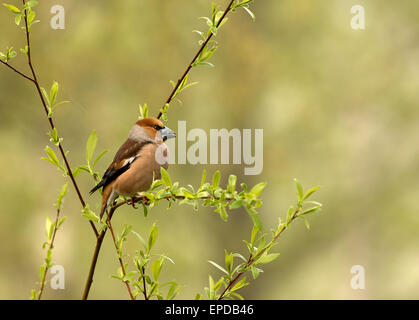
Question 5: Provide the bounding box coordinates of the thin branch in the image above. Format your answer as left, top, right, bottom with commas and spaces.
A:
82, 205, 115, 299
106, 216, 135, 300
20, 0, 99, 238
141, 266, 149, 300
218, 206, 301, 300
0, 59, 35, 82
81, 231, 105, 299
37, 207, 62, 300
157, 0, 236, 119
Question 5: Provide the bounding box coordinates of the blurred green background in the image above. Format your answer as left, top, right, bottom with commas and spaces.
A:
1, 0, 419, 299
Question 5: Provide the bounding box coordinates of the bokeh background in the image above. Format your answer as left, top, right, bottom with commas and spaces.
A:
1, 0, 418, 299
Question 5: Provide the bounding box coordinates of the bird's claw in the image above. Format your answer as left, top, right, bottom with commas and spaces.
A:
130, 197, 138, 209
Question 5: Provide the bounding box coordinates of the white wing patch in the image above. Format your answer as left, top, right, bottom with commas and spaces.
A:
122, 155, 138, 167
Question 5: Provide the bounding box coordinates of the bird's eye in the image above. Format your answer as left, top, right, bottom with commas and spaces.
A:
153, 125, 162, 130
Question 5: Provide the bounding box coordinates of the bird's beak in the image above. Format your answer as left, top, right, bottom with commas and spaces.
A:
159, 126, 176, 141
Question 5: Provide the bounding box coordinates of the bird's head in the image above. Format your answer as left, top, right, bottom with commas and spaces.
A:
131, 117, 176, 142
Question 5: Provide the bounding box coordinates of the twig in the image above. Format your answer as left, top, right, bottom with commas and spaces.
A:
0, 59, 34, 82
157, 0, 236, 119
141, 266, 149, 300
37, 207, 62, 300
19, 0, 98, 238
82, 204, 115, 299
218, 206, 301, 300
106, 215, 135, 300
82, 230, 106, 299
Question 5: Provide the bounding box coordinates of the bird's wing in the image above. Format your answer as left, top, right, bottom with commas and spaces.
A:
89, 139, 153, 194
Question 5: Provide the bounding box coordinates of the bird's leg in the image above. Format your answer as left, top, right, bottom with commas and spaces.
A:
130, 197, 138, 209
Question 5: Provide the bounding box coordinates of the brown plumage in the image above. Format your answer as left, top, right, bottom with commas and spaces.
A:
90, 118, 176, 219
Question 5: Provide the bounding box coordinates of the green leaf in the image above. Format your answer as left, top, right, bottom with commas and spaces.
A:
40, 87, 50, 106
24, 1, 38, 9
131, 230, 146, 248
166, 282, 182, 300
138, 103, 149, 120
243, 7, 256, 21
48, 128, 63, 146
45, 249, 52, 267
122, 271, 137, 282
117, 267, 124, 279
212, 170, 220, 189
228, 174, 237, 193
57, 216, 67, 228
214, 10, 224, 25
14, 13, 22, 25
299, 205, 322, 216
30, 289, 37, 300
39, 265, 46, 282
250, 265, 260, 279
194, 293, 203, 300
250, 224, 259, 245
43, 146, 60, 167
225, 251, 233, 273
208, 275, 216, 300
148, 223, 158, 252
241, 183, 248, 193
86, 130, 97, 164
208, 260, 228, 275
199, 16, 213, 27
45, 215, 53, 241
56, 183, 68, 210
159, 254, 175, 265
52, 100, 70, 110
229, 199, 244, 209
81, 205, 99, 223
142, 203, 148, 217
286, 206, 294, 226
245, 205, 262, 231
150, 179, 164, 192
20, 46, 28, 54
250, 182, 267, 197
232, 253, 247, 262
159, 103, 169, 122
27, 9, 35, 26
72, 165, 89, 178
49, 81, 58, 107
219, 205, 228, 221
255, 253, 280, 265
230, 277, 248, 292
200, 169, 207, 188
3, 3, 20, 13
301, 215, 310, 230
92, 150, 108, 168
303, 186, 321, 201
197, 62, 215, 67
152, 258, 163, 281
160, 167, 172, 187
120, 224, 132, 241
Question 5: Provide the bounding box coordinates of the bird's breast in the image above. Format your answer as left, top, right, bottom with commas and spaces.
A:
113, 143, 169, 197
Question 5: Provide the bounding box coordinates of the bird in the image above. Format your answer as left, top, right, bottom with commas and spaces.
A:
89, 117, 176, 220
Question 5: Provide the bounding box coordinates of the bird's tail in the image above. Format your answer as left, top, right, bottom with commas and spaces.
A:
99, 202, 107, 220
99, 188, 116, 221
89, 180, 105, 195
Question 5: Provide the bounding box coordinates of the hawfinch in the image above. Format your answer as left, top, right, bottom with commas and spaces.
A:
89, 118, 176, 219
